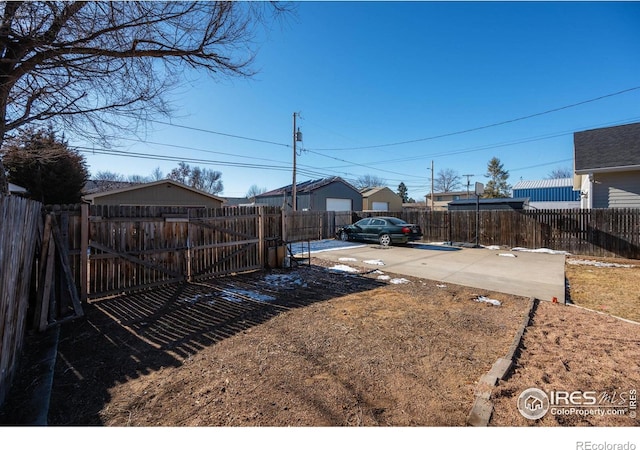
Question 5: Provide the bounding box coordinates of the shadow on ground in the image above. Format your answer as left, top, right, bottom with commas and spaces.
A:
1, 264, 385, 425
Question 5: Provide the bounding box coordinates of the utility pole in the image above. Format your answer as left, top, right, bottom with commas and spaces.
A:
430, 161, 434, 210
292, 112, 303, 211
463, 174, 474, 199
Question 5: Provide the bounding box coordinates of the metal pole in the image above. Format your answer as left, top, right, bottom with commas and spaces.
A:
431, 160, 434, 210
292, 112, 297, 212
476, 193, 480, 247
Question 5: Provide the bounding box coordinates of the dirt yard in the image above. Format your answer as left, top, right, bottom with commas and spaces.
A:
1, 253, 638, 427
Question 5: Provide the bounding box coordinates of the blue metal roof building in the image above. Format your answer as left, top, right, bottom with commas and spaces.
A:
512, 178, 580, 209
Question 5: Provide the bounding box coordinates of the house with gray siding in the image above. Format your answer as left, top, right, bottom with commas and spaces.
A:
573, 122, 640, 209
255, 177, 362, 211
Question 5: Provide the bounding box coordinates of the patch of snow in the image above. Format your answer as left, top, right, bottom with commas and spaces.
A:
181, 293, 215, 304
484, 245, 501, 250
511, 247, 571, 255
474, 296, 501, 306
290, 240, 367, 255
221, 288, 276, 303
372, 270, 385, 275
566, 258, 635, 268
436, 284, 447, 288
263, 273, 308, 288
389, 278, 410, 284
364, 259, 385, 266
338, 257, 357, 262
328, 264, 359, 273
498, 253, 517, 258
377, 275, 391, 281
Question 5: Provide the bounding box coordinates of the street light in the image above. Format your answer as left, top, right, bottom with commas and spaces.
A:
292, 112, 303, 211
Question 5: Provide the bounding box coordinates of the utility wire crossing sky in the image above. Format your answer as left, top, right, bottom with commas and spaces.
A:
77, 1, 640, 199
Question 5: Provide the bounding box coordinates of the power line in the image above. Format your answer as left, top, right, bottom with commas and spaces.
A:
146, 119, 290, 148
115, 86, 640, 156
306, 86, 640, 151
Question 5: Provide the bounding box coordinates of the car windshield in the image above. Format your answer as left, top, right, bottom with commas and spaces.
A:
387, 217, 408, 225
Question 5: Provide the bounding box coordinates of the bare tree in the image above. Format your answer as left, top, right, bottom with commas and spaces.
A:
246, 184, 266, 202
434, 168, 461, 193
0, 1, 290, 193
93, 171, 126, 182
150, 167, 164, 181
355, 174, 387, 190
548, 167, 573, 179
168, 161, 223, 194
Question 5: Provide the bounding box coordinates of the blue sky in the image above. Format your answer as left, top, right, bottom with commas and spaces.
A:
77, 1, 640, 200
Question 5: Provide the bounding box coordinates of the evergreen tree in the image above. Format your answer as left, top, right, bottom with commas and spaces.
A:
2, 126, 88, 204
483, 157, 511, 198
397, 182, 409, 202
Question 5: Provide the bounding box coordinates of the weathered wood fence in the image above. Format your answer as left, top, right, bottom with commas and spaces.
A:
283, 210, 353, 242
401, 208, 640, 259
0, 196, 42, 407
49, 204, 284, 301
1, 201, 639, 409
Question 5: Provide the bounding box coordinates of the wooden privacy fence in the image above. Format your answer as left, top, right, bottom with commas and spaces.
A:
402, 208, 640, 259
24, 205, 640, 307
48, 204, 284, 300
0, 196, 41, 407
283, 210, 353, 242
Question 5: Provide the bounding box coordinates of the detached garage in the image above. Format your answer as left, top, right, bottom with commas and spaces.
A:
361, 186, 403, 212
255, 176, 362, 211
82, 179, 224, 207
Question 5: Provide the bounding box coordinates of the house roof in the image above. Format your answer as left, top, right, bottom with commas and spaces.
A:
83, 180, 139, 194
8, 182, 27, 194
360, 186, 392, 197
257, 176, 358, 197
512, 178, 573, 190
448, 197, 529, 206
426, 190, 470, 198
574, 122, 640, 173
82, 179, 224, 202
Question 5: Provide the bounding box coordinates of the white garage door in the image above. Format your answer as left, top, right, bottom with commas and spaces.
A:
326, 198, 352, 211
372, 201, 389, 211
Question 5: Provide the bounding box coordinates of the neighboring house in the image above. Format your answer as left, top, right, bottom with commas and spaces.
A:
222, 197, 252, 207
8, 182, 28, 197
447, 197, 530, 211
255, 176, 362, 211
360, 186, 403, 212
512, 178, 580, 210
573, 122, 640, 209
82, 179, 224, 208
402, 201, 427, 210
83, 180, 138, 194
426, 190, 470, 211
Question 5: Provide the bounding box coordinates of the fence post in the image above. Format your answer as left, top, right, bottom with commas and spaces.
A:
258, 206, 265, 268
80, 203, 89, 303
186, 208, 192, 282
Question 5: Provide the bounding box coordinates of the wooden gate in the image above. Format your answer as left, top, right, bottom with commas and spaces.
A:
186, 207, 264, 281
86, 205, 273, 299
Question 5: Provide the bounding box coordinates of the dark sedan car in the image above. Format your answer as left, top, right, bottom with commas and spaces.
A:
336, 216, 423, 246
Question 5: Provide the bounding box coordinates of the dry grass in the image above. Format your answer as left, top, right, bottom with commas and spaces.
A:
1, 252, 638, 428
565, 256, 640, 323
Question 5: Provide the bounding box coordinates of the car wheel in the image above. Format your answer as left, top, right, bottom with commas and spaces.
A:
340, 230, 349, 241
379, 233, 391, 246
